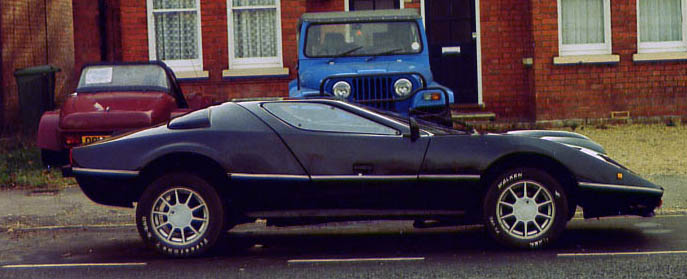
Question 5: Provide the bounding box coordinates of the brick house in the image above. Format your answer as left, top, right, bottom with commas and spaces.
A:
33, 0, 687, 128
1, 0, 75, 134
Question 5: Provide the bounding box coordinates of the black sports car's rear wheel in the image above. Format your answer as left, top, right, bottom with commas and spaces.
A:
483, 168, 568, 249
136, 173, 225, 257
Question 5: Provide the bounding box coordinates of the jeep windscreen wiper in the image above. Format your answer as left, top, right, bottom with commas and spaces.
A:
328, 46, 364, 63
366, 48, 403, 62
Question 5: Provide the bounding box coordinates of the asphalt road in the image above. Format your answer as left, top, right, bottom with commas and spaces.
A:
2, 215, 687, 279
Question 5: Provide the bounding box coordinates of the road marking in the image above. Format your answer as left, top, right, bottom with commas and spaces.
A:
558, 250, 687, 257
570, 214, 687, 221
288, 257, 425, 264
2, 263, 147, 269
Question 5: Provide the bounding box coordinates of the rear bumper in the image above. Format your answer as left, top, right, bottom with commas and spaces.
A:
64, 165, 140, 208
578, 182, 663, 218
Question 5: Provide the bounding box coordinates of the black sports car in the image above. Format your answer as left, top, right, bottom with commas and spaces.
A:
64, 99, 663, 257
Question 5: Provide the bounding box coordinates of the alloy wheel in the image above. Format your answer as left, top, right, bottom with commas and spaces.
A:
496, 180, 556, 240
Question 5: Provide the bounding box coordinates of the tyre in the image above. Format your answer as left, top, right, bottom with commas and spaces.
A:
483, 168, 568, 249
136, 172, 225, 257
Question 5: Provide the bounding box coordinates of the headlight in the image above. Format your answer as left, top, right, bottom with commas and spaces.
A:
394, 78, 413, 97
576, 146, 629, 170
332, 81, 351, 98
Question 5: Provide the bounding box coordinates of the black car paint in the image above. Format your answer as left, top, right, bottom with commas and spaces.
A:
69, 99, 663, 220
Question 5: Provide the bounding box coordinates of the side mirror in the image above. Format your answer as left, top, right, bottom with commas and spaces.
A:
404, 117, 420, 142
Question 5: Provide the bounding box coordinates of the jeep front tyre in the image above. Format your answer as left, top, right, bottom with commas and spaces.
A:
483, 168, 568, 249
136, 172, 225, 257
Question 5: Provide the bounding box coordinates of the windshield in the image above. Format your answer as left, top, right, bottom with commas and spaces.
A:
305, 21, 422, 58
76, 65, 170, 93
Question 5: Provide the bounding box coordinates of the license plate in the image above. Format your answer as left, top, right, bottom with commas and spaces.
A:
82, 135, 110, 145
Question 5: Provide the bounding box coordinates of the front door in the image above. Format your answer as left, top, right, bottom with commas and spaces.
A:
260, 101, 429, 210
425, 0, 479, 104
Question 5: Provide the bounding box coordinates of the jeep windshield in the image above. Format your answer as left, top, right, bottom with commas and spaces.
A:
305, 21, 422, 58
76, 64, 171, 93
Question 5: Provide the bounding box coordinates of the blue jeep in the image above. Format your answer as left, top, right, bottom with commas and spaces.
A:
289, 9, 455, 116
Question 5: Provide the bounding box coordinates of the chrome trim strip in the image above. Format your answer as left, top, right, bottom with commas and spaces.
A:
419, 174, 481, 180
578, 182, 664, 195
72, 167, 139, 176
229, 173, 481, 182
311, 175, 417, 181
229, 173, 310, 180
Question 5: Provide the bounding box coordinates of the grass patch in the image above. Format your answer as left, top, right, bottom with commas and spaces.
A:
574, 124, 687, 176
0, 136, 75, 190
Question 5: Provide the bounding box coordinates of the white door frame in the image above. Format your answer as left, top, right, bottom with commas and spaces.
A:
343, 0, 483, 104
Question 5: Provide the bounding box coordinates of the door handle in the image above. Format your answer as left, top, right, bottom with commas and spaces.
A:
353, 164, 373, 175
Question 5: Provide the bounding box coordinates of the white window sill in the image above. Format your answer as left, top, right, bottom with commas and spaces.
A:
174, 70, 209, 80
633, 52, 687, 62
222, 67, 289, 78
553, 54, 620, 65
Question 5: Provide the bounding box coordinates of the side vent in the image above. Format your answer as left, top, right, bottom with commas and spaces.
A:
168, 109, 211, 130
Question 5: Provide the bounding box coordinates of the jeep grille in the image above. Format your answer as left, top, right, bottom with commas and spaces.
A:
351, 76, 394, 111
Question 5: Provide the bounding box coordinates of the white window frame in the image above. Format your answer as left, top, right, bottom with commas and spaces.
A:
227, 0, 284, 69
637, 0, 687, 53
557, 0, 612, 56
146, 0, 204, 73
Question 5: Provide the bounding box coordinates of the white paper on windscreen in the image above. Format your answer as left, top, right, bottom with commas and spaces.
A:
85, 67, 113, 84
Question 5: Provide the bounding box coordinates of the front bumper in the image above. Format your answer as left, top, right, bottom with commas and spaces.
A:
578, 182, 664, 218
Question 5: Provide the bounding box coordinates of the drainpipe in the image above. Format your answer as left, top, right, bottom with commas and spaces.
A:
98, 0, 108, 61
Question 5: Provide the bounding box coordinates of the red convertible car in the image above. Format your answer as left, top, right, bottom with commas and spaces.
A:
37, 61, 214, 166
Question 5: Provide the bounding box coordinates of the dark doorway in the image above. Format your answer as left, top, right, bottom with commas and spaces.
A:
349, 0, 399, 10
425, 0, 479, 104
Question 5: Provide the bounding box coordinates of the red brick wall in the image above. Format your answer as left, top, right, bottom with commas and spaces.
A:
72, 0, 123, 83
119, 0, 148, 62
1, 0, 75, 133
480, 0, 534, 121
72, 0, 102, 88
403, 0, 420, 10
306, 0, 344, 12
530, 0, 687, 120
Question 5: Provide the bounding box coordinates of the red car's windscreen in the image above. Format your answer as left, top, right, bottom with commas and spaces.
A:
76, 64, 170, 93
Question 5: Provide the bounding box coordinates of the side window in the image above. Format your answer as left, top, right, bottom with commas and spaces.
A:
264, 103, 398, 135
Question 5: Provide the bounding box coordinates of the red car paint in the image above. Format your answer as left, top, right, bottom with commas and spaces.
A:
37, 62, 215, 166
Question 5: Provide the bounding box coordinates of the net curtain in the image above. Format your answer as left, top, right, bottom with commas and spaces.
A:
153, 0, 200, 60
639, 0, 682, 42
560, 0, 605, 45
232, 0, 278, 59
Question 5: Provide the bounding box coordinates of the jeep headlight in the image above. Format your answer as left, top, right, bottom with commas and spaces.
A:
394, 78, 412, 97
332, 81, 351, 99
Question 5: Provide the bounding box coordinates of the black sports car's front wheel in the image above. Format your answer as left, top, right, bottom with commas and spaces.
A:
136, 173, 225, 257
483, 168, 569, 249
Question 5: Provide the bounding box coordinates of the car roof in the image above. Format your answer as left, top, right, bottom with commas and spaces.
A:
298, 9, 420, 29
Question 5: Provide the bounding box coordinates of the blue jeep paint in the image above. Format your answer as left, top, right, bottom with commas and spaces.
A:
289, 9, 455, 114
